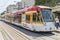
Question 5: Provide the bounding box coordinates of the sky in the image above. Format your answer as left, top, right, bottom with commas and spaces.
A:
0, 0, 21, 13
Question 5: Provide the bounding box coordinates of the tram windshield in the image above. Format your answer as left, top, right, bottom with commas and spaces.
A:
41, 9, 53, 22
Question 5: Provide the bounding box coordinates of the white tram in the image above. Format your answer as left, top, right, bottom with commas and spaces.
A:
2, 6, 56, 32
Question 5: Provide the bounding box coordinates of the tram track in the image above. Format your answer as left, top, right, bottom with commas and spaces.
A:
11, 27, 60, 40
0, 21, 31, 40
3, 21, 52, 40
25, 32, 57, 40
1, 21, 60, 40
39, 32, 60, 40
50, 32, 60, 40
40, 32, 57, 40
10, 25, 31, 40
29, 31, 60, 40
1, 21, 54, 40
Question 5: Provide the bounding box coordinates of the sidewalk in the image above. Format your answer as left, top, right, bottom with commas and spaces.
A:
55, 27, 60, 33
0, 21, 31, 40
0, 31, 4, 40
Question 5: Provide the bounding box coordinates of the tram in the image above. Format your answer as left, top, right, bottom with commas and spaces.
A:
3, 6, 56, 32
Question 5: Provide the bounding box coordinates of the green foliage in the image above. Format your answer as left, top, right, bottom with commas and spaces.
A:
35, 0, 60, 7
53, 11, 60, 16
1, 11, 6, 15
56, 11, 60, 16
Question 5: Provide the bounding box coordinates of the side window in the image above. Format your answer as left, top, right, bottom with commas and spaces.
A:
33, 13, 36, 22
19, 14, 22, 23
26, 15, 30, 23
13, 14, 22, 23
33, 13, 40, 22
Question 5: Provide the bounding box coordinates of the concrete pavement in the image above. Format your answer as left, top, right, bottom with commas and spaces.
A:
0, 21, 31, 40
55, 27, 60, 33
0, 31, 4, 40
0, 21, 60, 40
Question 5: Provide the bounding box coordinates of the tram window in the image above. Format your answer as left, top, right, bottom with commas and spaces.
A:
41, 9, 53, 22
13, 14, 22, 23
26, 15, 30, 23
33, 13, 40, 22
18, 14, 22, 23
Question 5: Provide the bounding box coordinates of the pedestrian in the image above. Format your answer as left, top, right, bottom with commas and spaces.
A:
55, 16, 59, 29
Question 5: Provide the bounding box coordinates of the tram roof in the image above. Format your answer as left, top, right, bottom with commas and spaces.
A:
11, 6, 52, 14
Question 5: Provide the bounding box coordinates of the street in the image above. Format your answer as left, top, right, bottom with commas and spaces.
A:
0, 0, 60, 40
0, 21, 60, 40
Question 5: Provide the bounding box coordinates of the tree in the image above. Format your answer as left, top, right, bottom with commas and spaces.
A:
35, 0, 60, 7
1, 11, 6, 15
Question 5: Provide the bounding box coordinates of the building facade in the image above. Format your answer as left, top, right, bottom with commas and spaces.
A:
16, 0, 35, 10
6, 0, 35, 13
6, 5, 17, 13
21, 0, 35, 8
16, 2, 22, 10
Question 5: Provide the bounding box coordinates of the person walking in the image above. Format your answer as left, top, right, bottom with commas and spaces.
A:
55, 16, 59, 29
